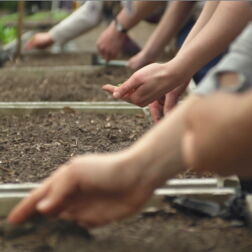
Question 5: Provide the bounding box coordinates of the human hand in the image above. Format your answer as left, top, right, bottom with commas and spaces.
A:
183, 92, 252, 177
8, 152, 154, 228
103, 61, 187, 107
25, 32, 54, 50
96, 23, 127, 61
149, 82, 189, 123
128, 50, 156, 70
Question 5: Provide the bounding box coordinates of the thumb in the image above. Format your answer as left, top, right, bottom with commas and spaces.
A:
148, 101, 163, 123
36, 172, 75, 215
163, 92, 178, 115
102, 84, 116, 95
113, 74, 142, 99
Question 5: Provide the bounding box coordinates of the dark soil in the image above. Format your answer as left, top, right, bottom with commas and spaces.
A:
0, 110, 149, 183
1, 206, 252, 252
0, 67, 133, 102
5, 52, 93, 67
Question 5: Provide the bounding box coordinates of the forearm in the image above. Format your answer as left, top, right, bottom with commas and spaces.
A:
180, 1, 219, 52
49, 1, 103, 44
129, 95, 200, 189
176, 1, 252, 78
142, 1, 195, 59
111, 1, 164, 32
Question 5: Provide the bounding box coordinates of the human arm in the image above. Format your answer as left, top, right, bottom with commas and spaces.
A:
96, 1, 164, 60
176, 1, 252, 73
183, 21, 252, 177
26, 1, 103, 49
103, 1, 252, 107
179, 1, 219, 52
8, 95, 200, 227
128, 1, 195, 70
183, 92, 252, 178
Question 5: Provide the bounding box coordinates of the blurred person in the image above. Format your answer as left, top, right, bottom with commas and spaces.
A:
26, 1, 166, 56
103, 1, 252, 122
8, 19, 252, 229
183, 21, 252, 178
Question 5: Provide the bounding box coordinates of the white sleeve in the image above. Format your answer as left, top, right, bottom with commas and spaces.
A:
49, 1, 103, 45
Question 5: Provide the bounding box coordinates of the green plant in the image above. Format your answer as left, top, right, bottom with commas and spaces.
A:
0, 25, 16, 44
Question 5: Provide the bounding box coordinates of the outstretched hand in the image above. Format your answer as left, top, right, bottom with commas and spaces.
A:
149, 82, 189, 123
8, 153, 154, 228
103, 62, 185, 107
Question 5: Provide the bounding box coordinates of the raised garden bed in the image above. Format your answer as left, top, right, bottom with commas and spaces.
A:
0, 66, 133, 102
4, 52, 94, 67
0, 110, 149, 183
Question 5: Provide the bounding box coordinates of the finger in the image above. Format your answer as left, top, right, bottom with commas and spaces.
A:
102, 84, 116, 94
163, 93, 178, 115
113, 74, 143, 99
149, 102, 163, 123
36, 167, 76, 216
103, 84, 133, 103
163, 84, 188, 115
8, 180, 51, 224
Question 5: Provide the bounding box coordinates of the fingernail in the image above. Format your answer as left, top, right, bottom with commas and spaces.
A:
37, 199, 51, 211
113, 92, 120, 98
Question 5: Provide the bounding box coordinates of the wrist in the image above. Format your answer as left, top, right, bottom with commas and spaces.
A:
164, 57, 194, 83
127, 141, 169, 191
110, 149, 157, 194
110, 20, 128, 38
140, 48, 159, 63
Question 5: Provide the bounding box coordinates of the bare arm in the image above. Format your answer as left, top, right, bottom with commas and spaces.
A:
180, 1, 220, 51
176, 1, 252, 77
129, 95, 200, 188
104, 2, 252, 108
139, 1, 195, 60
184, 91, 252, 178
114, 1, 165, 31
97, 1, 165, 60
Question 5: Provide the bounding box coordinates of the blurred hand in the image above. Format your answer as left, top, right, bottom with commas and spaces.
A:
183, 92, 252, 177
8, 153, 154, 228
25, 32, 54, 50
149, 82, 189, 123
128, 50, 155, 70
103, 61, 188, 107
96, 24, 127, 61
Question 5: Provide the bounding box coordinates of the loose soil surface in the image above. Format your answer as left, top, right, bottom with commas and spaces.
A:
1, 206, 252, 252
0, 110, 149, 183
5, 52, 93, 67
0, 67, 133, 102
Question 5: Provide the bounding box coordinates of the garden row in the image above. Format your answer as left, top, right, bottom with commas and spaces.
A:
0, 52, 251, 252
